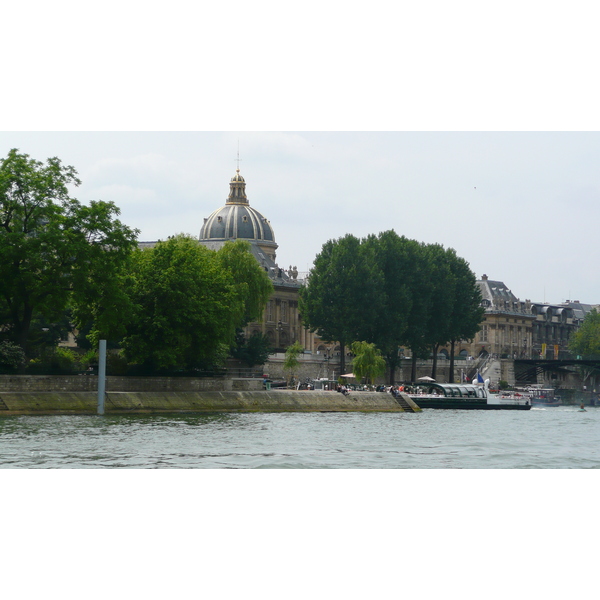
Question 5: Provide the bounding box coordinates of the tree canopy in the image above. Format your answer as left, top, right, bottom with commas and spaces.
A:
300, 230, 483, 383
569, 308, 600, 357
230, 329, 273, 368
215, 240, 274, 326
350, 341, 386, 384
298, 234, 385, 373
283, 340, 304, 386
120, 235, 273, 371
0, 149, 139, 356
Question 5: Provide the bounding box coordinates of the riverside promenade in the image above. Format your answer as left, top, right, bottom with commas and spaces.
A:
0, 390, 419, 414
0, 376, 420, 414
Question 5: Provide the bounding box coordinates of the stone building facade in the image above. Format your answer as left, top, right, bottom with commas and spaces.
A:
529, 300, 593, 359
451, 275, 595, 360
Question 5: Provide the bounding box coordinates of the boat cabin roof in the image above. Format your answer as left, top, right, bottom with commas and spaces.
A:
416, 383, 486, 398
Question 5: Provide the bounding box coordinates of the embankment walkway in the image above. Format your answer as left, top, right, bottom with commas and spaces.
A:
0, 390, 421, 415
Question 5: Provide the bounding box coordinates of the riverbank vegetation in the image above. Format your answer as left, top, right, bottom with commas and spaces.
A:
299, 231, 484, 384
2, 148, 481, 381
0, 149, 273, 374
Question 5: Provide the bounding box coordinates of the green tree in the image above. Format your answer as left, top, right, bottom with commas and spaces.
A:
421, 244, 457, 380
120, 235, 244, 371
350, 341, 386, 384
569, 308, 600, 357
0, 340, 26, 372
568, 309, 600, 390
444, 251, 484, 382
299, 234, 385, 374
230, 330, 273, 368
0, 149, 139, 357
215, 240, 274, 326
363, 231, 428, 383
283, 340, 304, 387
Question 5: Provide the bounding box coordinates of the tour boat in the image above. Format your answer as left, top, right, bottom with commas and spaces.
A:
403, 381, 531, 410
527, 388, 561, 407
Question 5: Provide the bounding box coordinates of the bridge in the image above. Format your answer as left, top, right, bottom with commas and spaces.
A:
514, 359, 600, 383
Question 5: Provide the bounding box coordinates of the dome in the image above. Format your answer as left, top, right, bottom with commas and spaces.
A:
200, 204, 275, 242
199, 169, 276, 247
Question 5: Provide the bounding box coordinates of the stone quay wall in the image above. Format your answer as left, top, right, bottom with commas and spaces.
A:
0, 390, 418, 415
0, 375, 263, 393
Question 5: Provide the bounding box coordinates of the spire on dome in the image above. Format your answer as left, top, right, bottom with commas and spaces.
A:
227, 169, 248, 204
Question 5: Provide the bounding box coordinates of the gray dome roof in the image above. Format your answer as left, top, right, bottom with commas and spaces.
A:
200, 204, 275, 242
199, 169, 276, 244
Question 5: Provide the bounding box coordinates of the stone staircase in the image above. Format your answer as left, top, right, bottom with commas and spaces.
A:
481, 359, 502, 386
396, 392, 420, 412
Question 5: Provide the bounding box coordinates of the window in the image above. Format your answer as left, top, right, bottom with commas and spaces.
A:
266, 301, 273, 322
281, 301, 288, 323
480, 324, 488, 342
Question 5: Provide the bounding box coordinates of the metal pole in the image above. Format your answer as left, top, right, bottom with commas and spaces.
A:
97, 340, 107, 415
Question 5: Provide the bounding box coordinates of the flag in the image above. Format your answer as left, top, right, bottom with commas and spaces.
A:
477, 372, 484, 383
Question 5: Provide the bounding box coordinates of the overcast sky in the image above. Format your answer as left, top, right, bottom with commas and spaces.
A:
2, 131, 598, 304
4, 4, 600, 307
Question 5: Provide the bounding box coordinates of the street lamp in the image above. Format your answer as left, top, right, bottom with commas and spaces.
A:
276, 320, 284, 352
324, 349, 332, 380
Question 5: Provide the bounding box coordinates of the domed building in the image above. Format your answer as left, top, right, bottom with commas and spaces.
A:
199, 169, 316, 353
200, 170, 278, 263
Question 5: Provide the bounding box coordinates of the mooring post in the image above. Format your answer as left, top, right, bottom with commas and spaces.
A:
97, 339, 107, 415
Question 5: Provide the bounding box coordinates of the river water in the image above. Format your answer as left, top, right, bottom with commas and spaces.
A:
1, 406, 599, 468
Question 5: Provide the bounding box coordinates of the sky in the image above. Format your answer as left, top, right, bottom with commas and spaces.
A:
4, 4, 600, 306
2, 130, 599, 304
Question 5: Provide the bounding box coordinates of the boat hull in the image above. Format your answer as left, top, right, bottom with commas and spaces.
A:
531, 400, 561, 407
408, 397, 531, 410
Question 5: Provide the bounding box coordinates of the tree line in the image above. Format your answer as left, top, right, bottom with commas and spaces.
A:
0, 149, 273, 373
298, 231, 485, 383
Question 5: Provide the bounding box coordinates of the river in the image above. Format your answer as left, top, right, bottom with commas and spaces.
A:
1, 405, 598, 468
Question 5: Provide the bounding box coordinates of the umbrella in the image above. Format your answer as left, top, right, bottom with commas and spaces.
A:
341, 373, 356, 378
418, 376, 435, 382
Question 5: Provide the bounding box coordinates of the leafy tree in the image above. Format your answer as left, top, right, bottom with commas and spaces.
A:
230, 329, 273, 368
283, 340, 303, 387
568, 309, 600, 390
299, 234, 385, 374
0, 340, 26, 372
0, 308, 75, 359
444, 251, 484, 382
420, 244, 457, 380
121, 235, 241, 370
363, 231, 428, 383
121, 235, 272, 371
36, 347, 80, 373
350, 341, 386, 384
569, 308, 600, 357
0, 149, 139, 357
302, 230, 483, 385
216, 240, 274, 326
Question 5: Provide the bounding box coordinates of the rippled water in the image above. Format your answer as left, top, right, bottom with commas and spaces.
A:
1, 406, 598, 468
